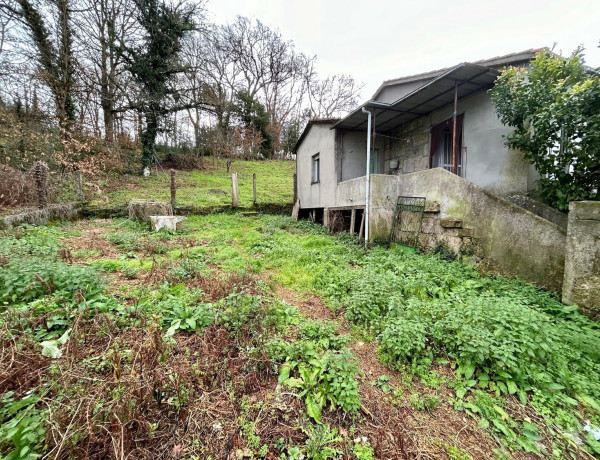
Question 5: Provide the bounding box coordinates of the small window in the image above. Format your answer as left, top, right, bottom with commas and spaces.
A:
312, 153, 320, 183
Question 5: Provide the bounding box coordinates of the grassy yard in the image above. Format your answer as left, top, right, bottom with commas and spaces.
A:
88, 160, 295, 209
1, 213, 600, 459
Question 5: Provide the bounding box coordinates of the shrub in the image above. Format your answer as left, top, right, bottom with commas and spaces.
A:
0, 257, 103, 304
378, 317, 427, 366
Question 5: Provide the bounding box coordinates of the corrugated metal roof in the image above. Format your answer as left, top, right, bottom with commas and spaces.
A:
371, 48, 541, 100
333, 63, 499, 132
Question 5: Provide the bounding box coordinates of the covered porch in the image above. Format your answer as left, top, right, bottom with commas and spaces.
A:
332, 62, 499, 183
329, 63, 500, 242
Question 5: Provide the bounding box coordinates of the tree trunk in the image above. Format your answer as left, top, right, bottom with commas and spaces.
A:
141, 111, 158, 171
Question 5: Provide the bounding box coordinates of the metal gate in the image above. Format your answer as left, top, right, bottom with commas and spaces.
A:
390, 196, 426, 247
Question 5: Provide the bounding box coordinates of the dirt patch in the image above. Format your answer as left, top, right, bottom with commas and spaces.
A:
63, 219, 120, 260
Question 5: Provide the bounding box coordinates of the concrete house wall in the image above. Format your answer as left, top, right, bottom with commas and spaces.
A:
340, 131, 385, 181
383, 91, 539, 194
296, 123, 337, 209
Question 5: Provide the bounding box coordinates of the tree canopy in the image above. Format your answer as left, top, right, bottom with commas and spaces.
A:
490, 50, 600, 210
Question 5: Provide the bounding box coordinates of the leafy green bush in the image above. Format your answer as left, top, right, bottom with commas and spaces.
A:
378, 317, 427, 366
217, 291, 261, 331
0, 257, 103, 304
271, 338, 360, 422
167, 256, 204, 281
264, 301, 299, 332
162, 299, 214, 336
298, 319, 350, 350
0, 392, 47, 459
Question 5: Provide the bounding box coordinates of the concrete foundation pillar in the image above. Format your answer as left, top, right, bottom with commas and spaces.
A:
323, 208, 329, 227
562, 201, 600, 317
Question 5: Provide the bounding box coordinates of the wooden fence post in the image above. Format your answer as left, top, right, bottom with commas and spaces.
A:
33, 161, 49, 209
75, 170, 84, 203
231, 172, 239, 208
170, 169, 176, 211
253, 173, 257, 206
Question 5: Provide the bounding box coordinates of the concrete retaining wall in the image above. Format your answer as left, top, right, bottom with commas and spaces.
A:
563, 201, 600, 317
0, 203, 82, 229
370, 168, 567, 293
398, 169, 566, 292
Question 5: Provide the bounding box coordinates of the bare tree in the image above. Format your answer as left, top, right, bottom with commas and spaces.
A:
74, 0, 137, 141
307, 74, 363, 119
16, 0, 76, 130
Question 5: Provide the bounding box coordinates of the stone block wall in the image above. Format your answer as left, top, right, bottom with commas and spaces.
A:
418, 202, 483, 263
396, 168, 567, 293
384, 118, 430, 175
562, 201, 600, 318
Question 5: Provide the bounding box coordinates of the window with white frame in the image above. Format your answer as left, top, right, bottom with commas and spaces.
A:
312, 153, 320, 183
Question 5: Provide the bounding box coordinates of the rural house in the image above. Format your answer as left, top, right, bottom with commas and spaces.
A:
293, 49, 600, 312
293, 49, 543, 233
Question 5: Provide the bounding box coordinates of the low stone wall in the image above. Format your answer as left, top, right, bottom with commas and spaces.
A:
563, 201, 600, 317
394, 169, 567, 293
0, 203, 82, 229
418, 203, 483, 263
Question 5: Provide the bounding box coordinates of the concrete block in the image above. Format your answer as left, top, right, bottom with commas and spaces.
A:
563, 201, 600, 314
570, 200, 600, 221
441, 234, 462, 253
458, 227, 475, 238
424, 202, 441, 213
128, 200, 173, 222
440, 217, 463, 228
149, 215, 187, 232
421, 216, 441, 234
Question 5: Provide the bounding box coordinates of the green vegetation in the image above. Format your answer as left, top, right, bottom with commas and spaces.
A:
1, 213, 600, 458
98, 159, 294, 208
490, 49, 600, 210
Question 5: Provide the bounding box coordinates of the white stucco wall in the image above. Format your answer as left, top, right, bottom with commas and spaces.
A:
296, 123, 337, 209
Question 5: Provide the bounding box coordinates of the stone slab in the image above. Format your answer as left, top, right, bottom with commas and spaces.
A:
149, 215, 187, 232
128, 200, 173, 222
424, 202, 441, 213
440, 217, 463, 228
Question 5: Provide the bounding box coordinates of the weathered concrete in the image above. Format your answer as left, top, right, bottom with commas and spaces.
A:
504, 193, 568, 230
340, 130, 385, 181
149, 215, 187, 232
383, 91, 539, 195
563, 201, 600, 317
397, 168, 567, 293
296, 122, 337, 210
0, 203, 82, 229
128, 200, 173, 222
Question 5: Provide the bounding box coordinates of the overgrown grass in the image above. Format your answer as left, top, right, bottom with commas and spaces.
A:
179, 213, 600, 457
2, 214, 600, 458
96, 159, 294, 208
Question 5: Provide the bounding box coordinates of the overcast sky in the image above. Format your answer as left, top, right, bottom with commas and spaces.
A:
206, 0, 600, 100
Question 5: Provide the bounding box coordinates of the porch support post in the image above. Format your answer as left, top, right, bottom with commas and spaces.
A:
350, 208, 356, 236
361, 107, 373, 247
451, 80, 458, 175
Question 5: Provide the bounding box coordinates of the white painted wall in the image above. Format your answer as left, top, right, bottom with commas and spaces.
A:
340, 131, 385, 181
296, 123, 337, 209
